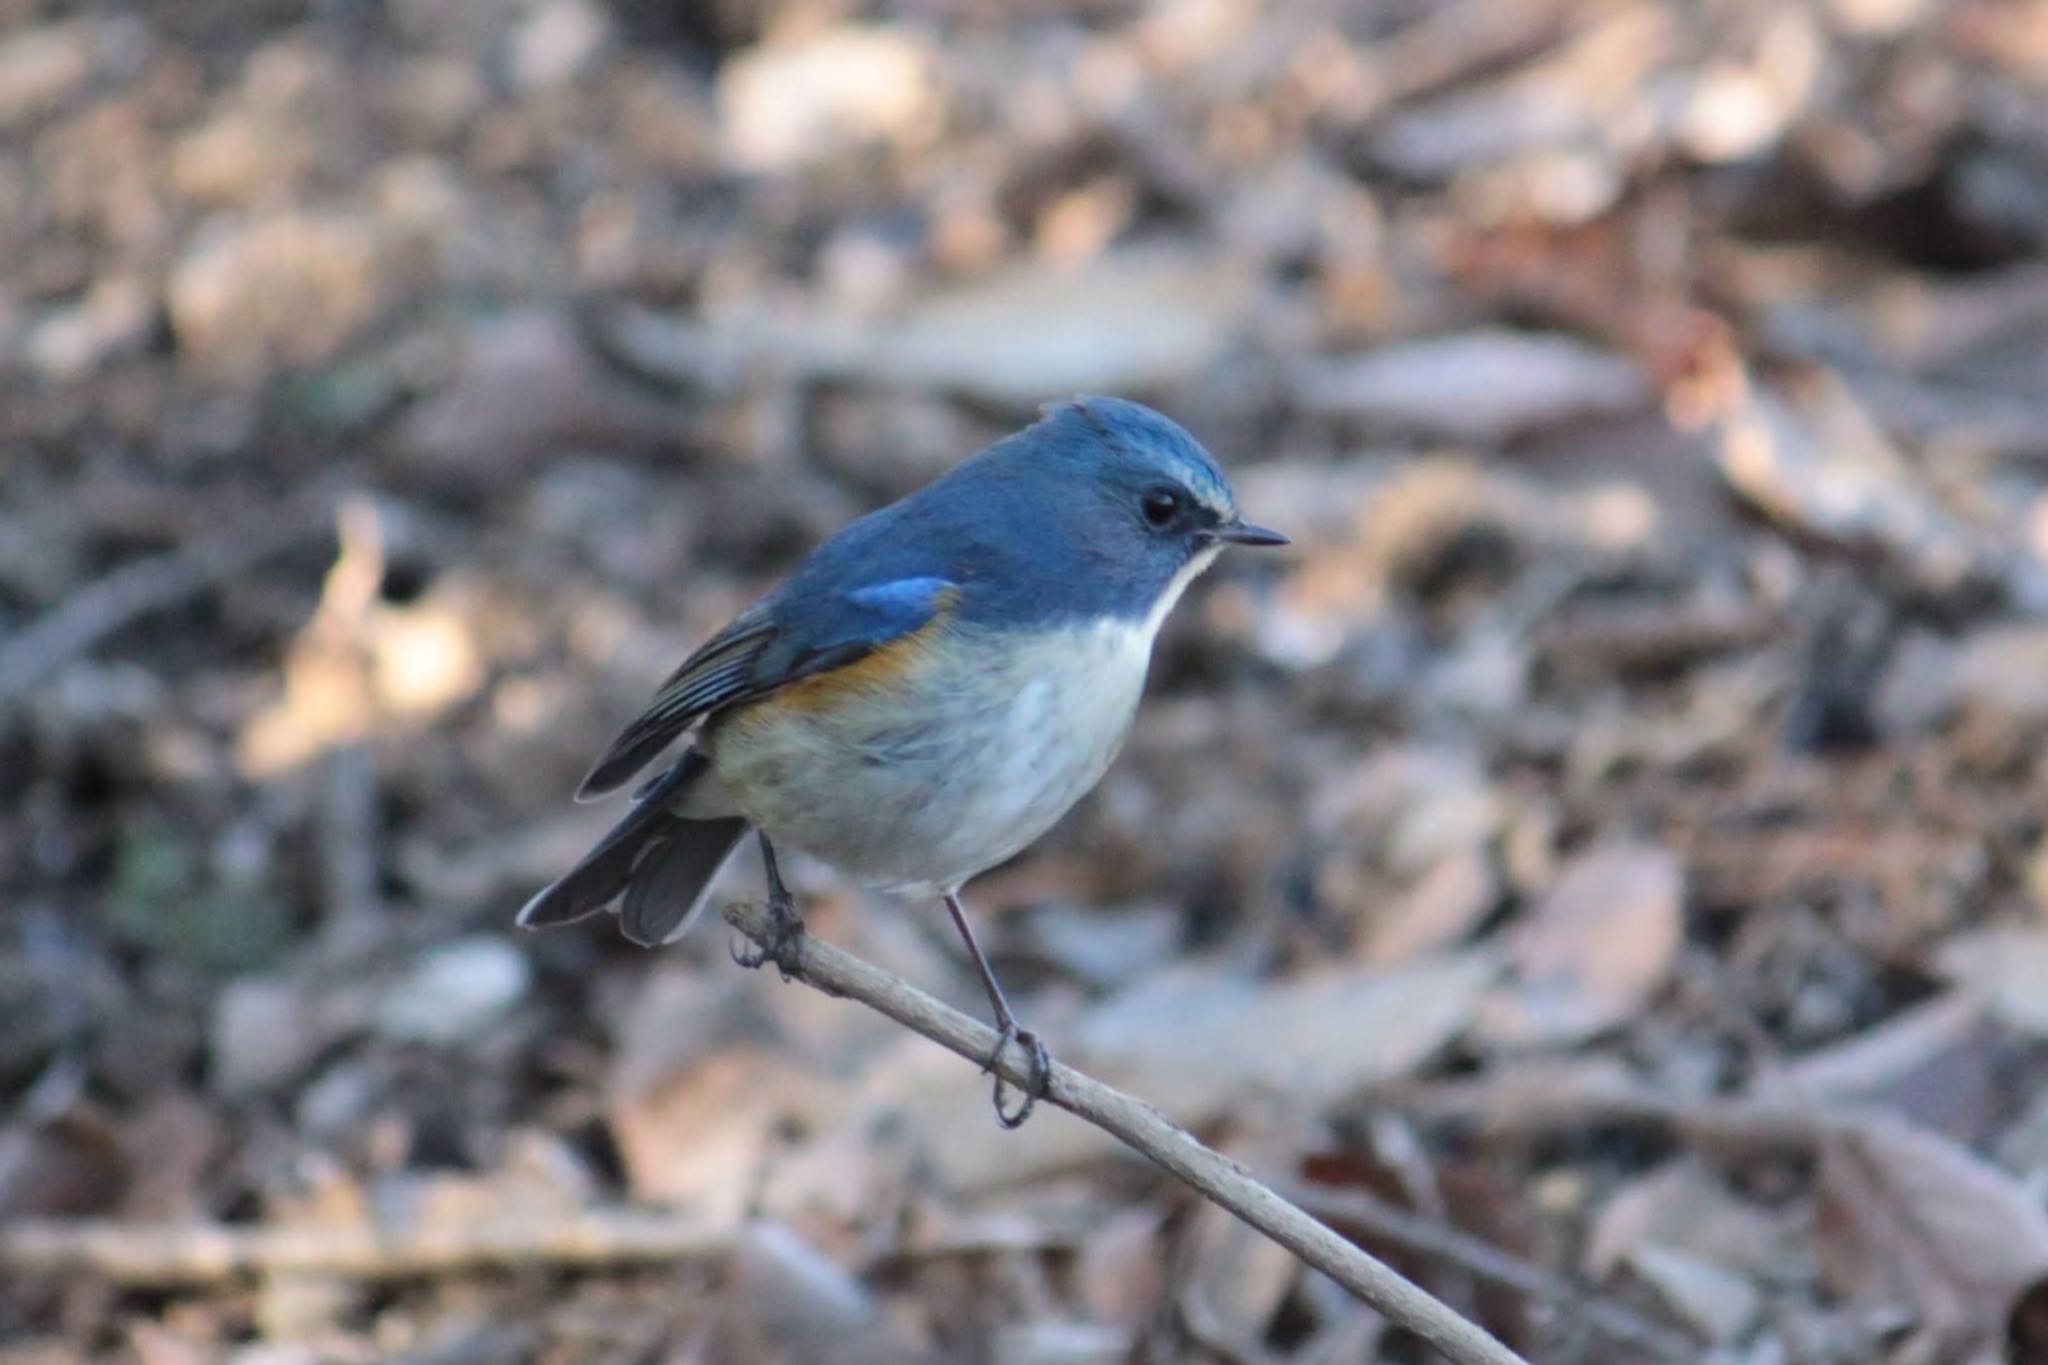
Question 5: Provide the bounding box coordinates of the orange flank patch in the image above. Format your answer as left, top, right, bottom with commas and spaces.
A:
740, 615, 951, 720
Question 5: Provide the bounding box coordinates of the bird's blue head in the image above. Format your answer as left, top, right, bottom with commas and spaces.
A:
928, 396, 1288, 628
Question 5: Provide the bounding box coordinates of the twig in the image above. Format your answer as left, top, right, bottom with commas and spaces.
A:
0, 1208, 726, 1286
1280, 1181, 1708, 1365
1377, 1069, 1830, 1158
0, 494, 326, 706
721, 900, 1529, 1365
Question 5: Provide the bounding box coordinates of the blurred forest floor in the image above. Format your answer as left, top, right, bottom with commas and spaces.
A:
6, 0, 2048, 1361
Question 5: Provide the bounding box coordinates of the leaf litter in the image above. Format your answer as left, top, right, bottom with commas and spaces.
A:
13, 0, 2048, 1360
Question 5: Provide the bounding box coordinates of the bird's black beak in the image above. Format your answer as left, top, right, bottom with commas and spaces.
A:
1215, 518, 1289, 548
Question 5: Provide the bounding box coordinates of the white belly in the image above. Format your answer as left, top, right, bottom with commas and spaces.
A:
704, 618, 1157, 895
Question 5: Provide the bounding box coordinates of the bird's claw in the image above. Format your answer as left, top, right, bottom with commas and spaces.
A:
730, 896, 806, 981
983, 1022, 1051, 1129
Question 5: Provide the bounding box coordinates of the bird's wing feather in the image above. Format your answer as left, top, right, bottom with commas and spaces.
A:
576, 575, 957, 799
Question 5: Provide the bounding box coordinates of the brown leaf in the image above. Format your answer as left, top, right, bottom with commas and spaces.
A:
607, 1046, 845, 1222
1936, 927, 2048, 1037
1077, 1208, 1170, 1332
1356, 850, 1500, 967
715, 25, 938, 173
167, 212, 388, 379
1299, 1145, 1538, 1347
1585, 1159, 1796, 1345
1075, 950, 1499, 1121
1586, 1160, 1800, 1284
714, 1221, 913, 1365
1309, 746, 1504, 879
1179, 1197, 1301, 1354
1620, 1245, 1760, 1346
1292, 330, 1649, 442
1715, 370, 1989, 597
1817, 1116, 2048, 1351
628, 246, 1259, 405
1768, 993, 2011, 1144
116, 1093, 223, 1222
1478, 843, 1683, 1048
0, 1113, 126, 1220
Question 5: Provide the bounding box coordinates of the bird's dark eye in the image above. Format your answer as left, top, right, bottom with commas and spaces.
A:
1141, 489, 1184, 528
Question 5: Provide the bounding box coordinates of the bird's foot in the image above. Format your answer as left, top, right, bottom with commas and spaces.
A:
982, 1022, 1052, 1129
730, 894, 806, 981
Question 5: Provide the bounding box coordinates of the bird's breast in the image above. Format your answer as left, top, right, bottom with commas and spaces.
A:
970, 616, 1157, 784
707, 616, 1161, 891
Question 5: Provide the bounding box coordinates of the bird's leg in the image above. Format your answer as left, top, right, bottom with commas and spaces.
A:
943, 891, 1051, 1128
731, 831, 806, 980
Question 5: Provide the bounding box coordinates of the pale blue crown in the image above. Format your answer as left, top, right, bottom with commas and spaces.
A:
1053, 396, 1233, 515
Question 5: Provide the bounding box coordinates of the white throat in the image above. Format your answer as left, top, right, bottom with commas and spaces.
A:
1142, 543, 1224, 640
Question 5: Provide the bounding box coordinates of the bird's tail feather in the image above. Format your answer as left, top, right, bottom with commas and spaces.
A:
516, 752, 749, 943
620, 815, 749, 945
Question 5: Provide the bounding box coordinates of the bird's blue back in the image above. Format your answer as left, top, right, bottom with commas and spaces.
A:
768, 397, 1232, 634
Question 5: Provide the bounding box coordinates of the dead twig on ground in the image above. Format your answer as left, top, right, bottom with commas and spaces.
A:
1380, 1070, 1834, 1157
720, 899, 1530, 1365
0, 1208, 726, 1286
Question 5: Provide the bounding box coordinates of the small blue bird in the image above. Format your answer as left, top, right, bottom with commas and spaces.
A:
517, 397, 1286, 1124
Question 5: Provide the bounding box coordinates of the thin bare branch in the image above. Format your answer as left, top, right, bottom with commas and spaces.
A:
720, 899, 1530, 1365
1280, 1181, 1707, 1364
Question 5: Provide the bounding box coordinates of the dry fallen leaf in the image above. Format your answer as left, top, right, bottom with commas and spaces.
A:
1817, 1115, 2048, 1353
1292, 330, 1649, 442
715, 25, 938, 173
714, 1221, 915, 1365
167, 211, 388, 379
1715, 370, 1988, 597
651, 247, 1258, 405
607, 1046, 846, 1222
1935, 927, 2048, 1038
1946, 629, 2048, 732
860, 248, 1258, 402
1767, 992, 2009, 1143
116, 1093, 224, 1222
1075, 949, 1501, 1120
1077, 1207, 1170, 1333
1478, 843, 1684, 1048
1621, 1244, 1760, 1346
373, 936, 530, 1045
1178, 1192, 1302, 1354
1586, 1159, 1800, 1284
1584, 1158, 1797, 1346
1308, 745, 1504, 880
1355, 850, 1500, 967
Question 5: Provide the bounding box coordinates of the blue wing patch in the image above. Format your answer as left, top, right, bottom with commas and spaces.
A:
777, 576, 955, 673
848, 576, 954, 615
576, 575, 957, 799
